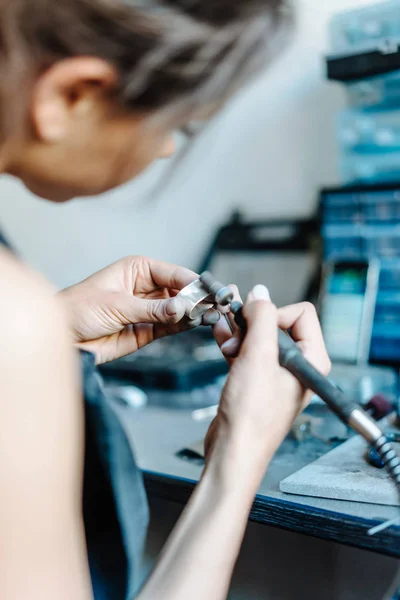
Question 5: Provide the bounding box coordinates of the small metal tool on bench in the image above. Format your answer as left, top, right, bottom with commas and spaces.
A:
195, 271, 400, 494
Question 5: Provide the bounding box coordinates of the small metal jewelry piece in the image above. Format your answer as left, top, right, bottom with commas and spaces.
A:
177, 279, 214, 320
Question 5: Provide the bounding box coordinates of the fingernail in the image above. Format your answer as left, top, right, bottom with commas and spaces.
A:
221, 337, 241, 357
166, 297, 184, 317
249, 285, 271, 303
188, 317, 202, 329
203, 311, 221, 326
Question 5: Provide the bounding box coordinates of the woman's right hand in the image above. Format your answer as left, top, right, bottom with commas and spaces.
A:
206, 286, 331, 488
137, 286, 330, 600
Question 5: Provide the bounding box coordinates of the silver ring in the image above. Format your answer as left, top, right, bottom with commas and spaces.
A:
177, 279, 214, 320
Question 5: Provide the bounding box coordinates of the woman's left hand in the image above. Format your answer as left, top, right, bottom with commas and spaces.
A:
59, 256, 220, 364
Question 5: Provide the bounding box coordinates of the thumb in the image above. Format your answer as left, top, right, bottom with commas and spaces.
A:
126, 296, 187, 325
241, 285, 279, 362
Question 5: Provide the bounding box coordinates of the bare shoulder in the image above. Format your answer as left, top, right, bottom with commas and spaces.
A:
0, 248, 64, 348
0, 246, 55, 292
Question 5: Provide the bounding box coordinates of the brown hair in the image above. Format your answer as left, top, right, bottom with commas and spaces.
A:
0, 0, 291, 134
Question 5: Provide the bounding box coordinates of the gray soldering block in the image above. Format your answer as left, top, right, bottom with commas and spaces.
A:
280, 434, 400, 506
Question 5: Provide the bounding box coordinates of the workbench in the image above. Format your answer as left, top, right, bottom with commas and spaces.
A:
109, 399, 400, 559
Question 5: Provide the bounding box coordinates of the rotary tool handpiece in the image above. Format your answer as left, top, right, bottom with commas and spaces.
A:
230, 301, 352, 422
228, 299, 400, 491
199, 271, 400, 492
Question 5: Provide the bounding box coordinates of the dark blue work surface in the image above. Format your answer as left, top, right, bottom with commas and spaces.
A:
109, 400, 400, 559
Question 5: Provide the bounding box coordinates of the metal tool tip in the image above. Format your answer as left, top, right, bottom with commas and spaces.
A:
199, 271, 214, 287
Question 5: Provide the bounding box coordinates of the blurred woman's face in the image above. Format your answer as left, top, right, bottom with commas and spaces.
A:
2, 58, 178, 202
9, 115, 177, 202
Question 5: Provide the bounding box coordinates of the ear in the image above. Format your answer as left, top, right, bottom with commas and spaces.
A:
31, 57, 118, 142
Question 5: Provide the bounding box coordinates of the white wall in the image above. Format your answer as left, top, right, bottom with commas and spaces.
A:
0, 0, 382, 288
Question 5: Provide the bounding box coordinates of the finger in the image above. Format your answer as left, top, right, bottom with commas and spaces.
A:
152, 317, 202, 342
202, 309, 221, 327
100, 313, 204, 361
217, 318, 244, 360
277, 302, 321, 344
213, 285, 242, 350
145, 258, 198, 291
220, 333, 241, 359
186, 317, 203, 329
131, 316, 202, 351
126, 296, 187, 325
241, 285, 279, 363
277, 302, 331, 374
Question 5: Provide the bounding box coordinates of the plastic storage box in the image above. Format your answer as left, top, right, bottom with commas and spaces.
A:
379, 256, 400, 287
347, 71, 400, 109
322, 223, 363, 259
338, 108, 400, 152
329, 0, 400, 58
321, 186, 400, 363
340, 151, 400, 184
370, 322, 400, 361
326, 2, 400, 364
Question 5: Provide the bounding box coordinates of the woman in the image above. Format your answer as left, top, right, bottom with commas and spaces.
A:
0, 1, 331, 599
